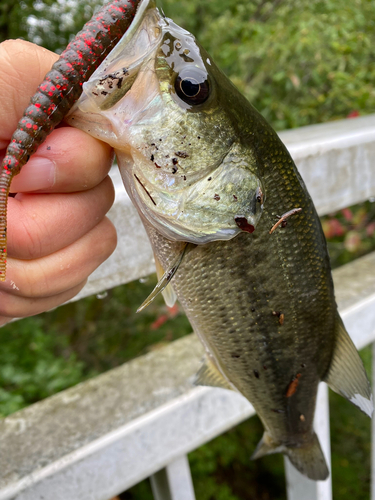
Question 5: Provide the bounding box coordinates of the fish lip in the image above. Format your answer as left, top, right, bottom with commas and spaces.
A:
96, 0, 161, 73
66, 0, 164, 135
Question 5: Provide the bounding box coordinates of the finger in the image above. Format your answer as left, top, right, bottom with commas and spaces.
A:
0, 39, 114, 194
0, 40, 58, 145
9, 127, 115, 194
1, 216, 116, 301
7, 176, 115, 260
0, 280, 88, 322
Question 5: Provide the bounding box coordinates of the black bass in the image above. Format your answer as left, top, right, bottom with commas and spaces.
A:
67, 0, 372, 480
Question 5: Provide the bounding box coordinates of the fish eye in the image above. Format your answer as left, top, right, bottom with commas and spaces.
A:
174, 68, 210, 106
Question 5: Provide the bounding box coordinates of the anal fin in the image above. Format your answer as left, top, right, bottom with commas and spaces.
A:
323, 315, 373, 417
194, 356, 236, 392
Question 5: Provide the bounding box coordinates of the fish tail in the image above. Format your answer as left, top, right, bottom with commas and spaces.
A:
323, 314, 373, 417
251, 431, 329, 480
283, 433, 329, 480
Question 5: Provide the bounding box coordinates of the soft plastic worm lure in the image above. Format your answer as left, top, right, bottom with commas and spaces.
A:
0, 0, 141, 280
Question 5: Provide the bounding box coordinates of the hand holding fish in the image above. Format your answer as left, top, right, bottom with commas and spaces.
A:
0, 40, 117, 325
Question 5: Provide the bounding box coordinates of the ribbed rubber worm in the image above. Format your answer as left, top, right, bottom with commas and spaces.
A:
0, 0, 141, 280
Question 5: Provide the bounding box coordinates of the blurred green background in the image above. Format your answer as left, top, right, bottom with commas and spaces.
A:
1, 0, 375, 498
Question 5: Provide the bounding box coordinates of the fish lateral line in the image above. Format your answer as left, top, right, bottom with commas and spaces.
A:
269, 207, 302, 234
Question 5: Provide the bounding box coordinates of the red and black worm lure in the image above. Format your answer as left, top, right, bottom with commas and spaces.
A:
0, 0, 141, 281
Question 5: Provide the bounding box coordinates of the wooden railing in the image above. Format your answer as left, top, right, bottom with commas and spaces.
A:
1, 115, 375, 500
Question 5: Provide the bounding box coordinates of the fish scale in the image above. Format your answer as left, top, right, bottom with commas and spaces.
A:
145, 199, 332, 440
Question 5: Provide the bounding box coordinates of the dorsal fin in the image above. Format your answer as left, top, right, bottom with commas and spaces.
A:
194, 356, 236, 391
323, 315, 373, 417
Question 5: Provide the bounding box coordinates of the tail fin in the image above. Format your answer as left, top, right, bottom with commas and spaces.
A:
284, 433, 329, 480
251, 432, 329, 481
323, 315, 373, 417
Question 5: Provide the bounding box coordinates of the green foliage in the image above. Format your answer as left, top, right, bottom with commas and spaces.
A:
0, 2, 28, 42
0, 317, 91, 417
5, 0, 375, 129
1, 0, 104, 52
164, 0, 375, 130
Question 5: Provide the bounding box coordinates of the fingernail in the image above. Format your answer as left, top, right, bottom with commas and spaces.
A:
9, 157, 56, 192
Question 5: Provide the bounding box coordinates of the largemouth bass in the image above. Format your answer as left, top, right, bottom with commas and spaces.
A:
67, 0, 373, 480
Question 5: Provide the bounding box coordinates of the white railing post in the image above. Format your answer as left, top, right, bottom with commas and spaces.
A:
150, 455, 196, 500
285, 383, 332, 500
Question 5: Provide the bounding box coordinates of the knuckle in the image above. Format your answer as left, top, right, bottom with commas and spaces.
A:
0, 291, 22, 318
0, 292, 12, 317
98, 175, 116, 208
99, 218, 118, 258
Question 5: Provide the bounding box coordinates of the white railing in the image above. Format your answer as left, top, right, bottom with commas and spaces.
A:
1, 115, 375, 500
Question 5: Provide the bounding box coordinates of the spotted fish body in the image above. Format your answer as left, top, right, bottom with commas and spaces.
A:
67, 0, 372, 480
0, 0, 141, 280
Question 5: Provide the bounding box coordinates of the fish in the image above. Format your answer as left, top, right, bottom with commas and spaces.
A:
66, 0, 373, 480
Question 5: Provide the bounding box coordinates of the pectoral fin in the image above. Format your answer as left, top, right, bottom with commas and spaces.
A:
194, 356, 236, 391
323, 315, 373, 417
154, 254, 177, 308
137, 243, 192, 312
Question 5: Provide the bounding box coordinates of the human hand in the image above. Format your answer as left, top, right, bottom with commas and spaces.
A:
0, 40, 117, 325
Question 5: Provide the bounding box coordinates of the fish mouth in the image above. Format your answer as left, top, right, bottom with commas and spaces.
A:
67, 0, 265, 244
67, 0, 164, 143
